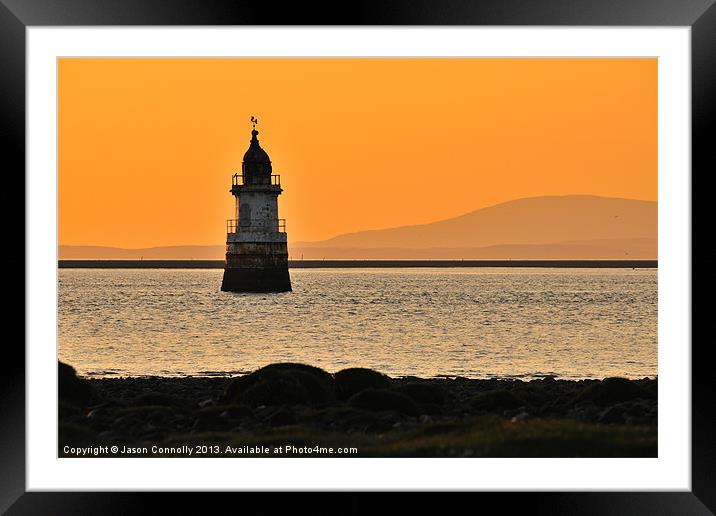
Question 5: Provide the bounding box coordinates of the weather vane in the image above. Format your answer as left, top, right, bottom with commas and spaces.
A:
250, 116, 258, 129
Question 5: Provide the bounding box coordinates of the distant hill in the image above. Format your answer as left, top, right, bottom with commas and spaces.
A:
59, 195, 657, 260
294, 195, 656, 249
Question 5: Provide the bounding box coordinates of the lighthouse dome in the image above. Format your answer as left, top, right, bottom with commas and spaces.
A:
243, 130, 271, 163
242, 129, 273, 183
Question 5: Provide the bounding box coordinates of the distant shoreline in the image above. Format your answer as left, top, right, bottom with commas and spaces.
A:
58, 259, 658, 269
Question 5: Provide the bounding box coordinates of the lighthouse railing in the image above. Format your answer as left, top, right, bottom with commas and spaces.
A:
227, 219, 286, 234
232, 173, 281, 186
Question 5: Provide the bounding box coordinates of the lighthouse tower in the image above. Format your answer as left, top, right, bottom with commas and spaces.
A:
221, 119, 292, 292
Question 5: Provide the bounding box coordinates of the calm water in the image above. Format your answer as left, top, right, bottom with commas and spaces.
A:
58, 268, 657, 380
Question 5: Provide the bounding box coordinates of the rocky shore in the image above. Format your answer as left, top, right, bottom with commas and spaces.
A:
59, 362, 657, 457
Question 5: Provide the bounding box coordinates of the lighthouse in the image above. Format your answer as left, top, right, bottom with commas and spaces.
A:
221, 118, 292, 292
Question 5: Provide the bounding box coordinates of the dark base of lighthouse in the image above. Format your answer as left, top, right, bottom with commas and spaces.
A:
221, 241, 292, 293
221, 266, 292, 293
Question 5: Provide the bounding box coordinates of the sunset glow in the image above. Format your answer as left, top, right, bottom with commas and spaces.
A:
58, 58, 656, 247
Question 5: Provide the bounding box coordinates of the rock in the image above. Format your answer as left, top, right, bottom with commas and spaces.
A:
58, 361, 93, 406
86, 407, 112, 420
510, 380, 561, 408
598, 405, 627, 424
510, 411, 530, 423
131, 393, 190, 408
301, 406, 381, 432
261, 407, 297, 427
575, 377, 652, 406
334, 368, 392, 400
115, 405, 174, 425
639, 379, 658, 399
568, 401, 600, 422
623, 400, 649, 418
393, 382, 447, 406
348, 388, 422, 416
56, 369, 658, 454
222, 363, 336, 407
113, 414, 141, 427
192, 411, 234, 431
59, 400, 82, 418
470, 390, 526, 412
195, 404, 252, 421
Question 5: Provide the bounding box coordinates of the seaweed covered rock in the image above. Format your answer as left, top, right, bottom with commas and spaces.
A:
58, 361, 93, 406
348, 388, 422, 416
470, 390, 526, 412
334, 368, 392, 400
222, 363, 336, 407
575, 377, 652, 406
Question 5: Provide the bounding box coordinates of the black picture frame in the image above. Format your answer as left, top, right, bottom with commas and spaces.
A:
3, 0, 711, 512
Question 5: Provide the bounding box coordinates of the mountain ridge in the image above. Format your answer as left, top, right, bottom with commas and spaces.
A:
59, 195, 657, 260
295, 195, 656, 249
300, 195, 651, 242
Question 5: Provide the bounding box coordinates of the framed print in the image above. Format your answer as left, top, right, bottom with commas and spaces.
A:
3, 0, 712, 512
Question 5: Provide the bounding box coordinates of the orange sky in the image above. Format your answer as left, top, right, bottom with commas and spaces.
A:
58, 58, 656, 247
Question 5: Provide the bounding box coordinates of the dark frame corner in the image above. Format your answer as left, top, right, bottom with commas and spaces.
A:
4, 0, 712, 513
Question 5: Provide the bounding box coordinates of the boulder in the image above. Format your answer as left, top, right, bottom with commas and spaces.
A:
222, 363, 335, 407
575, 377, 652, 406
334, 368, 392, 400
58, 361, 93, 406
393, 382, 447, 406
638, 378, 658, 400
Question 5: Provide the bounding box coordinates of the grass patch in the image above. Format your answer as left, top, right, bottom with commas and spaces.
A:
157, 416, 656, 458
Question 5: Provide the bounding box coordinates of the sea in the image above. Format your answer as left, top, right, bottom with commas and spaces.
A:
58, 268, 657, 380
